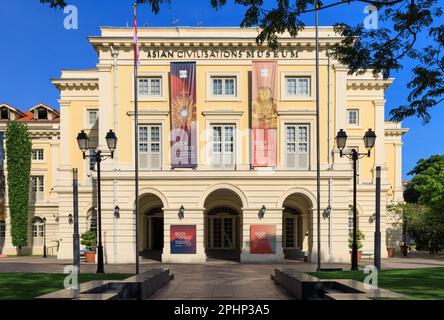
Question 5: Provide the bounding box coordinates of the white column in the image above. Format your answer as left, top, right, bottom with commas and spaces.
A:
394, 142, 403, 201
97, 64, 112, 151
332, 65, 349, 169
373, 99, 387, 182
58, 100, 71, 182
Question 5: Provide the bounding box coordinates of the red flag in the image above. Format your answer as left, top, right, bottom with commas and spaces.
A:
133, 4, 140, 68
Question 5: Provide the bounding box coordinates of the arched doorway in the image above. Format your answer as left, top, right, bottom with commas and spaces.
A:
281, 193, 313, 260
204, 188, 243, 262
139, 193, 164, 261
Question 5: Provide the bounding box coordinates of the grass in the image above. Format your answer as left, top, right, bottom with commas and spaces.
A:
0, 273, 131, 300
309, 267, 444, 300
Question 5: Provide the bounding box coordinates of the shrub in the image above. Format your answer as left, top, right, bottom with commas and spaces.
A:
81, 231, 97, 251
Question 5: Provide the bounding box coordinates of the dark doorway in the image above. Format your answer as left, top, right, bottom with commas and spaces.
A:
152, 217, 164, 250
141, 207, 163, 261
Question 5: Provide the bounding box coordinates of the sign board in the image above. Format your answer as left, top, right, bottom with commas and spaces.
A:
170, 225, 196, 254
250, 224, 276, 254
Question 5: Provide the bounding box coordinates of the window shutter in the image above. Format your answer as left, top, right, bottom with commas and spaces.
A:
298, 153, 309, 170
287, 153, 297, 169
139, 153, 149, 170
150, 153, 161, 170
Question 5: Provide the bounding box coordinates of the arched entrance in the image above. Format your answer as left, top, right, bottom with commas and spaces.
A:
139, 193, 164, 261
281, 193, 313, 260
204, 188, 243, 262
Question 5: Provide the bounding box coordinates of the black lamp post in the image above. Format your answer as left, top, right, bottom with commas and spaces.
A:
42, 217, 47, 258
76, 129, 118, 274
336, 128, 376, 270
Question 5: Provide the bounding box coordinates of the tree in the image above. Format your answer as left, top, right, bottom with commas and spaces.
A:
5, 121, 32, 250
403, 155, 444, 251
40, 0, 443, 123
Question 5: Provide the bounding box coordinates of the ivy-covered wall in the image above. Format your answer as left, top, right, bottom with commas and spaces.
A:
6, 121, 32, 248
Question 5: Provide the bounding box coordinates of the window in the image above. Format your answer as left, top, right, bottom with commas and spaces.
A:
0, 108, 9, 120
138, 77, 162, 97
211, 76, 237, 97
211, 125, 235, 169
89, 209, 97, 233
139, 125, 161, 170
30, 176, 44, 202
31, 149, 44, 161
286, 76, 310, 97
0, 221, 5, 238
285, 124, 309, 169
31, 217, 44, 246
87, 109, 98, 127
347, 109, 359, 126
37, 108, 48, 120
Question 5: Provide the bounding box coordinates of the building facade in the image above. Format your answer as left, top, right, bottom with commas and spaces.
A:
0, 27, 407, 263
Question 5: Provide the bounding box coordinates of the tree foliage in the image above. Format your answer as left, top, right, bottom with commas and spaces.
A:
40, 0, 443, 123
403, 155, 444, 249
5, 121, 32, 248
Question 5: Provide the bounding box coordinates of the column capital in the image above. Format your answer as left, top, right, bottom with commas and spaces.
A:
373, 99, 386, 107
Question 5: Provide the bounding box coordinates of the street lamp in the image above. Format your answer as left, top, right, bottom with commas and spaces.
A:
336, 128, 376, 270
42, 217, 47, 258
258, 205, 266, 220
76, 129, 118, 273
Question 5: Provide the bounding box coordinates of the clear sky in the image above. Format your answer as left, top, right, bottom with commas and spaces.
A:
0, 0, 442, 179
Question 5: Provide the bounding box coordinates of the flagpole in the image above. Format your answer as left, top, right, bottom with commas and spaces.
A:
315, 1, 322, 272
133, 2, 140, 275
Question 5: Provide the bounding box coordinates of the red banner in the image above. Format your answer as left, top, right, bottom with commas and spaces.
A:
170, 62, 197, 168
250, 224, 276, 254
251, 61, 277, 167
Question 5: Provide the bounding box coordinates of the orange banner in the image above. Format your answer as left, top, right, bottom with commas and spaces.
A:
251, 61, 277, 167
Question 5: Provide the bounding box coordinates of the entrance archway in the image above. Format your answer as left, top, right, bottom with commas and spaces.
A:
204, 188, 243, 262
139, 193, 164, 261
281, 193, 313, 260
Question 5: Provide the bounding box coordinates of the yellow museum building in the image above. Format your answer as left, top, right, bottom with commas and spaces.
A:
0, 27, 408, 263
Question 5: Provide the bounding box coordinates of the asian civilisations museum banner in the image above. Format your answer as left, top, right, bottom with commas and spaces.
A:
251, 60, 278, 167
170, 225, 197, 254
170, 61, 197, 168
250, 224, 276, 254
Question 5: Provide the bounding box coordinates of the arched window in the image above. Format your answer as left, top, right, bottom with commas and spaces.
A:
88, 209, 97, 233
31, 217, 44, 246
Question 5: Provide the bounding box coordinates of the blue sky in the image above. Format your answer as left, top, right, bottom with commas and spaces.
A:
0, 0, 442, 179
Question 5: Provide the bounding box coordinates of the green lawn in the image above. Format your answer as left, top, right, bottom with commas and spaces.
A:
0, 273, 131, 300
309, 267, 444, 300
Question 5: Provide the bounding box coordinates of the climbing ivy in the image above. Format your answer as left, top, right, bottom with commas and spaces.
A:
5, 121, 32, 248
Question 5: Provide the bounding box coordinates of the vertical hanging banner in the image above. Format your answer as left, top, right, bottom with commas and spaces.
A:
170, 62, 197, 168
251, 61, 278, 167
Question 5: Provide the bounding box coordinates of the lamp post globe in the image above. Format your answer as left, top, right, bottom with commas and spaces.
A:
76, 130, 89, 158
364, 129, 376, 156
105, 129, 118, 157
335, 129, 347, 156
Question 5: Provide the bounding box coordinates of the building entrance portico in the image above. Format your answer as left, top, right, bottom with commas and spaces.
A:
139, 193, 164, 261
204, 189, 243, 262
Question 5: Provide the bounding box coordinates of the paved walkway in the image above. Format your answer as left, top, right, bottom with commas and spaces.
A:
1, 252, 443, 300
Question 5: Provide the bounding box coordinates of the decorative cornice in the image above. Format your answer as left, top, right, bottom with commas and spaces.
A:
51, 79, 99, 91
277, 109, 316, 116
127, 110, 169, 116
347, 79, 393, 90
202, 110, 244, 117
